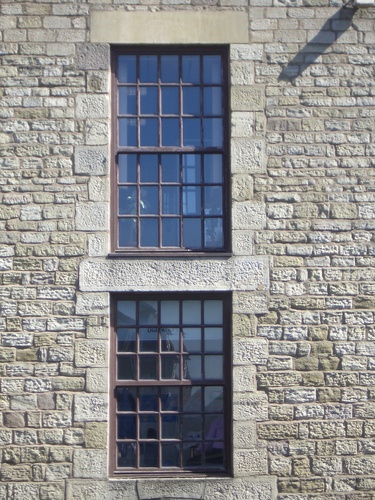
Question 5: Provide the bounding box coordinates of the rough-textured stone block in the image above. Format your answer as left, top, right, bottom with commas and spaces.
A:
232, 139, 266, 173
74, 394, 107, 422
73, 450, 107, 479
74, 146, 108, 176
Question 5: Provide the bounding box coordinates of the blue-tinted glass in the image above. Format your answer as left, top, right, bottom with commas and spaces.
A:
182, 56, 200, 83
162, 218, 180, 247
117, 302, 136, 325
162, 118, 179, 146
161, 55, 179, 83
140, 154, 158, 182
205, 355, 223, 379
140, 186, 158, 214
183, 218, 202, 248
119, 118, 137, 146
182, 155, 201, 184
204, 218, 223, 248
140, 218, 159, 247
119, 154, 137, 183
118, 356, 136, 380
161, 155, 179, 183
204, 300, 223, 323
203, 55, 221, 84
204, 155, 222, 183
140, 328, 158, 352
162, 186, 180, 214
140, 55, 157, 83
162, 87, 179, 114
119, 186, 137, 214
118, 55, 136, 83
204, 186, 222, 215
140, 87, 158, 115
119, 218, 137, 247
183, 87, 200, 115
117, 328, 136, 352
183, 118, 201, 147
204, 327, 223, 352
203, 118, 222, 148
203, 87, 222, 115
140, 118, 158, 146
183, 186, 201, 215
139, 300, 158, 324
119, 87, 137, 115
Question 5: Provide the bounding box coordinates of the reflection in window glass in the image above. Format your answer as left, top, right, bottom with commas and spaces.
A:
162, 218, 180, 247
140, 87, 158, 115
140, 118, 158, 146
161, 55, 179, 83
140, 154, 158, 183
119, 218, 137, 247
119, 118, 137, 147
162, 87, 179, 114
183, 218, 202, 248
119, 154, 137, 183
162, 118, 180, 146
140, 55, 157, 82
203, 55, 221, 84
118, 55, 136, 83
182, 55, 200, 83
183, 118, 201, 147
119, 87, 137, 115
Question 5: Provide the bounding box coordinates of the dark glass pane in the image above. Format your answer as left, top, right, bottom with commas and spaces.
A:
117, 301, 136, 325
162, 187, 179, 214
162, 443, 180, 467
183, 186, 201, 215
182, 55, 200, 83
140, 55, 157, 83
140, 154, 158, 183
161, 387, 180, 411
161, 327, 179, 351
140, 218, 159, 247
161, 355, 179, 380
117, 328, 136, 352
183, 118, 201, 147
140, 87, 158, 115
139, 387, 158, 411
139, 300, 158, 324
162, 118, 180, 147
161, 155, 179, 183
183, 218, 202, 248
140, 186, 158, 214
119, 218, 137, 247
204, 300, 223, 324
204, 327, 223, 352
119, 118, 137, 147
119, 186, 137, 214
203, 118, 222, 148
184, 354, 202, 380
162, 87, 179, 114
203, 87, 222, 116
183, 386, 202, 412
119, 87, 137, 115
117, 355, 136, 380
118, 55, 136, 83
140, 415, 158, 437
160, 301, 179, 324
118, 154, 137, 183
203, 55, 221, 84
183, 327, 201, 353
204, 155, 222, 183
139, 355, 158, 379
182, 300, 201, 324
204, 218, 223, 248
162, 218, 180, 247
117, 387, 136, 411
182, 154, 201, 184
183, 87, 200, 115
117, 442, 136, 467
139, 327, 158, 352
161, 55, 179, 83
140, 118, 158, 146
162, 415, 180, 439
204, 186, 222, 215
204, 386, 223, 412
118, 414, 136, 439
204, 355, 223, 380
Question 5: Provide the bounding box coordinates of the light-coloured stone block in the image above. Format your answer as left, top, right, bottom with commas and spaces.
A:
76, 292, 109, 315
205, 477, 276, 500
233, 421, 257, 448
231, 61, 255, 86
231, 87, 264, 111
233, 392, 269, 421
73, 449, 107, 479
232, 139, 266, 173
233, 291, 269, 314
232, 230, 254, 256
233, 365, 257, 392
88, 177, 109, 202
74, 146, 108, 176
234, 448, 268, 475
74, 394, 107, 422
76, 94, 109, 119
75, 340, 108, 368
75, 204, 109, 231
76, 44, 110, 70
66, 480, 137, 500
232, 111, 255, 138
87, 234, 109, 257
86, 368, 108, 393
233, 338, 268, 366
232, 202, 267, 230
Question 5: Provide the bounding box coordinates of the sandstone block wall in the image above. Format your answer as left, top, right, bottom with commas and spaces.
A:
0, 0, 374, 499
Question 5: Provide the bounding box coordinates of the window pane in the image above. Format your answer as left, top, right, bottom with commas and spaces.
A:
162, 87, 179, 114
140, 87, 158, 115
161, 155, 179, 183
182, 154, 201, 184
162, 443, 180, 467
162, 118, 180, 146
204, 300, 223, 324
162, 218, 180, 247
161, 327, 180, 351
182, 55, 200, 83
182, 414, 203, 444
183, 118, 201, 147
118, 356, 136, 380
119, 218, 137, 247
140, 154, 158, 183
117, 328, 136, 352
204, 327, 223, 352
140, 218, 159, 247
203, 87, 222, 116
182, 301, 201, 324
183, 386, 202, 412
140, 118, 158, 146
119, 186, 137, 215
162, 187, 179, 215
203, 118, 222, 148
204, 155, 222, 183
119, 118, 137, 147
117, 301, 136, 325
203, 55, 221, 84
140, 387, 158, 411
183, 186, 201, 215
204, 386, 223, 412
161, 301, 179, 324
204, 218, 223, 248
183, 218, 202, 248
183, 87, 200, 115
204, 355, 223, 380
139, 355, 158, 379
183, 327, 201, 353
118, 415, 136, 439
139, 327, 158, 352
117, 387, 136, 411
162, 415, 180, 439
204, 186, 222, 216
118, 443, 136, 468
161, 355, 179, 380
161, 55, 179, 83
140, 439, 159, 467
118, 55, 136, 83
139, 301, 158, 324
184, 354, 202, 380
140, 186, 158, 214
119, 87, 137, 115
140, 55, 158, 83
161, 386, 180, 411
119, 154, 137, 183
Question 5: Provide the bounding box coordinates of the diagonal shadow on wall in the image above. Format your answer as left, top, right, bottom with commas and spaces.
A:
278, 7, 357, 81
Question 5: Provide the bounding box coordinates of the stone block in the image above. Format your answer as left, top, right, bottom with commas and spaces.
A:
75, 203, 109, 231
76, 44, 110, 70
232, 139, 265, 173
231, 87, 264, 111
231, 61, 255, 85
86, 368, 108, 393
233, 364, 256, 392
76, 94, 109, 119
66, 480, 137, 500
73, 449, 107, 479
205, 477, 276, 499
233, 392, 268, 421
233, 447, 268, 475
76, 293, 109, 315
232, 202, 266, 230
74, 146, 108, 176
74, 394, 108, 422
75, 340, 107, 368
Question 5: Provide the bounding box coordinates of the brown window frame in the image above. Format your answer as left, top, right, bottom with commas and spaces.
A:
109, 292, 232, 476
110, 46, 231, 256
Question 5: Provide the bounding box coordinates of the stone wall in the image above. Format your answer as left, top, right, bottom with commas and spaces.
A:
0, 0, 375, 499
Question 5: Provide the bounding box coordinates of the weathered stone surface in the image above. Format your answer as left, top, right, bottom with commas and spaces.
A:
74, 394, 107, 422
73, 449, 107, 479
74, 146, 108, 176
